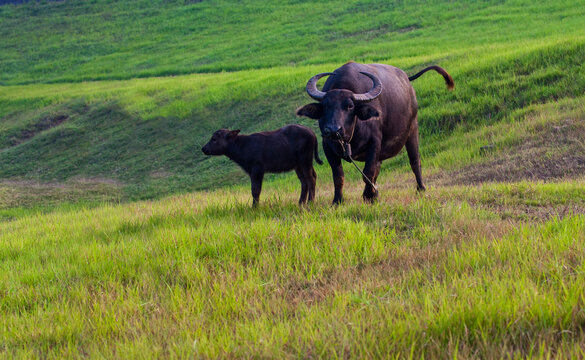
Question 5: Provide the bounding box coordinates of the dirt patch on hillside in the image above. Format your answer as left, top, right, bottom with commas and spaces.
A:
480, 203, 585, 222
280, 214, 513, 311
9, 114, 69, 147
434, 118, 585, 185
0, 178, 123, 213
281, 248, 445, 310
3, 101, 90, 149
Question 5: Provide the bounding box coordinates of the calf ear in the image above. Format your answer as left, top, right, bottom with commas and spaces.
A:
228, 129, 240, 140
296, 103, 323, 120
355, 104, 380, 120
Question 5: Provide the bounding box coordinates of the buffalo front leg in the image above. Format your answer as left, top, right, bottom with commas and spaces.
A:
250, 170, 264, 207
405, 124, 425, 192
362, 161, 381, 202
324, 142, 344, 205
332, 170, 344, 205
362, 145, 381, 203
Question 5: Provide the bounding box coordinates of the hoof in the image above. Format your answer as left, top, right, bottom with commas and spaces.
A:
362, 187, 379, 202
417, 185, 426, 192
363, 196, 378, 204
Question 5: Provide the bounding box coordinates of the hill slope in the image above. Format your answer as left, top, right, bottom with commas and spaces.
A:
2, 0, 584, 84
2, 0, 585, 357
1, 1, 585, 202
2, 36, 585, 205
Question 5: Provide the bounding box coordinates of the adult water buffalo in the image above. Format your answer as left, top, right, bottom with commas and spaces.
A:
296, 62, 453, 204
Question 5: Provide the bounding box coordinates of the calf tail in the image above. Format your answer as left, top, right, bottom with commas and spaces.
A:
314, 139, 323, 165
408, 65, 454, 90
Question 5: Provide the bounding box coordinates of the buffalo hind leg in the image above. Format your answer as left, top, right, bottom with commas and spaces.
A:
295, 168, 309, 204
250, 170, 264, 207
405, 125, 425, 192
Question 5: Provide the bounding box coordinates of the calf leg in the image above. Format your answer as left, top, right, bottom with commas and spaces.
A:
307, 167, 317, 202
250, 170, 264, 207
405, 124, 425, 192
300, 165, 317, 203
295, 168, 309, 204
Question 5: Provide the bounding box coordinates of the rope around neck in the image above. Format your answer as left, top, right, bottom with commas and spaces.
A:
336, 133, 378, 191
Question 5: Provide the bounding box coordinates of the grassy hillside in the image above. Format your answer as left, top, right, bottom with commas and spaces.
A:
1, 0, 584, 84
2, 0, 585, 357
1, 0, 585, 206
2, 35, 585, 206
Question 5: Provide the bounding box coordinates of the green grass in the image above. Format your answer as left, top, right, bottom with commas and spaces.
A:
2, 0, 585, 357
2, 180, 584, 358
2, 0, 584, 85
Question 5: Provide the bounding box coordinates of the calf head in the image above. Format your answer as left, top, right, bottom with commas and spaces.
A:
201, 129, 240, 155
296, 71, 382, 141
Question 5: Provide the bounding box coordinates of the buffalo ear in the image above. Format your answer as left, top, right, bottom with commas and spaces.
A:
227, 129, 240, 140
296, 103, 323, 120
355, 104, 379, 120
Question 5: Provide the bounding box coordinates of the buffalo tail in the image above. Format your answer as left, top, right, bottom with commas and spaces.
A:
314, 139, 323, 165
408, 65, 454, 90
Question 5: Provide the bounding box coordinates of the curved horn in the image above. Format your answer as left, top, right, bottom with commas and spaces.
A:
305, 72, 334, 101
352, 71, 383, 103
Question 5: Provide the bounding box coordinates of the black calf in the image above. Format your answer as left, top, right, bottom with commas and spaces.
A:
202, 124, 322, 205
